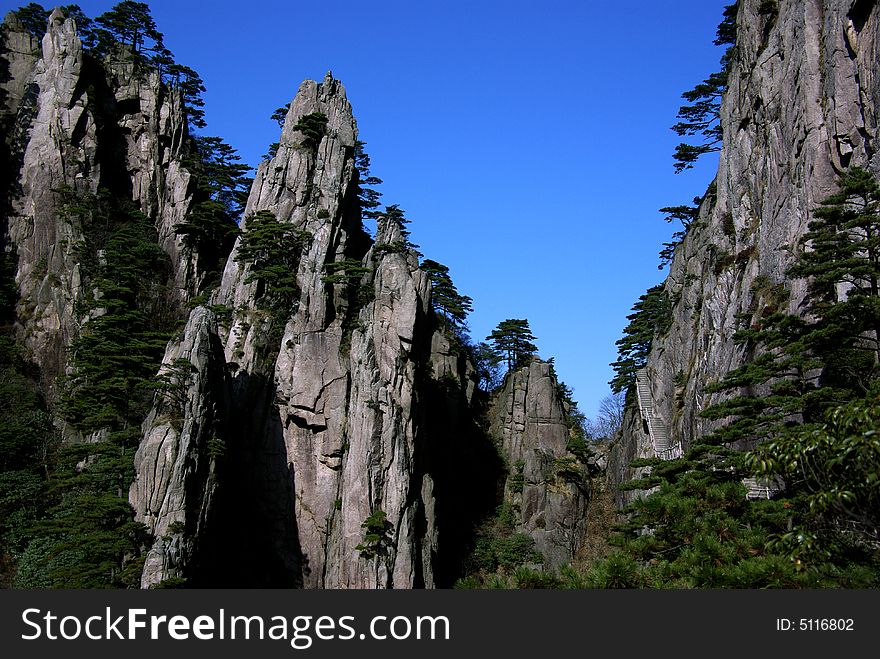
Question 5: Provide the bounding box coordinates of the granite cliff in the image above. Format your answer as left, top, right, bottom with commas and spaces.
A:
489, 359, 600, 569
1, 8, 194, 402
609, 0, 880, 502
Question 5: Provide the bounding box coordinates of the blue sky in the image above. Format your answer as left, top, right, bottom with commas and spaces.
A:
3, 0, 728, 417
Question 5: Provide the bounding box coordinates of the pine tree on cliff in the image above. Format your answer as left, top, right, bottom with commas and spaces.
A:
94, 1, 162, 54
473, 342, 503, 391
175, 136, 252, 280
609, 285, 671, 394
292, 112, 328, 151
487, 319, 538, 370
271, 103, 290, 127
13, 189, 172, 588
263, 103, 292, 159
658, 197, 702, 268
672, 2, 738, 173
10, 3, 49, 37
166, 63, 207, 128
704, 167, 880, 564
354, 140, 383, 223
421, 259, 473, 328
235, 210, 311, 314
702, 167, 880, 445
11, 3, 95, 40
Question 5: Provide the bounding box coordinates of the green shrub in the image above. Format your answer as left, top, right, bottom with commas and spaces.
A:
356, 509, 393, 559
292, 112, 328, 151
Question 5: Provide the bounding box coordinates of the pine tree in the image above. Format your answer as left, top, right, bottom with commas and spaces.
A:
187, 136, 252, 216
354, 140, 383, 224
377, 204, 420, 255
718, 168, 880, 567
472, 342, 503, 391
261, 103, 291, 161
789, 166, 880, 365
13, 188, 173, 588
658, 197, 702, 268
590, 458, 818, 588
421, 259, 473, 328
672, 3, 738, 173
11, 3, 49, 37
175, 136, 252, 281
271, 103, 290, 128
703, 168, 880, 448
166, 63, 207, 129
609, 285, 672, 394
675, 167, 880, 582
235, 210, 311, 314
94, 1, 162, 54
487, 319, 538, 370
292, 112, 328, 151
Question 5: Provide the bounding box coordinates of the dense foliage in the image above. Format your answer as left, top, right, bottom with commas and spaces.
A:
235, 209, 311, 315
0, 326, 56, 587
12, 188, 174, 588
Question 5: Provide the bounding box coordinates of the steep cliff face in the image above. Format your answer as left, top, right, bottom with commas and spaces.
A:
1, 9, 195, 397
130, 306, 230, 587
490, 360, 595, 568
610, 0, 880, 497
131, 73, 494, 588
0, 13, 40, 134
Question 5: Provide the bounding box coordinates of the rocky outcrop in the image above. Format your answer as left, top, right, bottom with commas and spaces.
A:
106, 59, 195, 301
131, 306, 230, 588
490, 360, 595, 569
611, 0, 880, 493
1, 9, 196, 396
5, 9, 94, 391
0, 12, 41, 129
133, 73, 471, 588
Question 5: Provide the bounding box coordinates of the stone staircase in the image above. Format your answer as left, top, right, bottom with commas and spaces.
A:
635, 368, 682, 461
742, 477, 782, 500
634, 370, 784, 498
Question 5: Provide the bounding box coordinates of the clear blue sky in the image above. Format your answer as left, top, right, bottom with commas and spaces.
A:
3, 0, 728, 418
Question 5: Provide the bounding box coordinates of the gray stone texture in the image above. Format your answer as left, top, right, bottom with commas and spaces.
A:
2, 9, 196, 400
609, 0, 880, 503
490, 360, 592, 568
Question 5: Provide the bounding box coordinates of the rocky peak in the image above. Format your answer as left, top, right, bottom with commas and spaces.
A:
133, 73, 454, 588
490, 359, 597, 569
2, 7, 197, 396
3, 10, 599, 589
